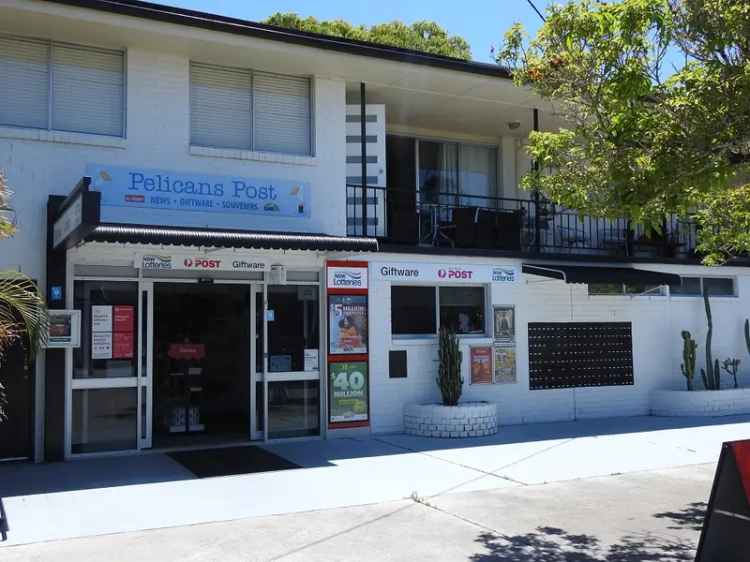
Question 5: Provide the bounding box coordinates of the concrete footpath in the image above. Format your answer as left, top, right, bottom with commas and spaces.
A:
2, 463, 713, 561
1, 415, 747, 553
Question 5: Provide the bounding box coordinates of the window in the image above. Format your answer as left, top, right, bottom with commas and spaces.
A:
417, 139, 498, 207
190, 62, 312, 155
670, 276, 736, 297
391, 285, 486, 336
440, 287, 485, 334
0, 35, 124, 136
391, 286, 436, 336
670, 277, 702, 296
588, 283, 666, 296
702, 277, 735, 297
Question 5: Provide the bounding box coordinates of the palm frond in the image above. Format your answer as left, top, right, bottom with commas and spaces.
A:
0, 172, 16, 239
0, 271, 48, 359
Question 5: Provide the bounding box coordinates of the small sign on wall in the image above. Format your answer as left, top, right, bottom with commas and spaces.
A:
493, 346, 517, 384
470, 346, 493, 384
46, 310, 81, 348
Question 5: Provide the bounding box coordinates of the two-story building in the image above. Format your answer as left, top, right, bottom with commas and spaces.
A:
2, 0, 748, 462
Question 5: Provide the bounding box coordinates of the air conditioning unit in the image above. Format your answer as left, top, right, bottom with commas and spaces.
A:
268, 264, 287, 285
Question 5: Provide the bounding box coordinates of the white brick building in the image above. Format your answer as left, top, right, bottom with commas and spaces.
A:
0, 0, 747, 462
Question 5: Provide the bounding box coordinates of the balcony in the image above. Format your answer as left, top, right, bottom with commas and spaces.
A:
346, 184, 698, 260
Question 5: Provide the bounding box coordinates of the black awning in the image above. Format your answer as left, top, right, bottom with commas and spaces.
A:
522, 263, 681, 286
87, 224, 378, 252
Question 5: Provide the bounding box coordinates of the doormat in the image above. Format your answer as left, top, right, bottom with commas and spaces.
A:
168, 446, 300, 478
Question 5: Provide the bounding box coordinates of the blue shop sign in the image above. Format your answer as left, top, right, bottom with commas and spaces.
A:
86, 164, 311, 221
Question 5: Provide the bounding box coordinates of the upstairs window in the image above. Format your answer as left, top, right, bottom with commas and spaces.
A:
588, 283, 666, 296
0, 35, 124, 136
671, 276, 736, 297
190, 62, 312, 156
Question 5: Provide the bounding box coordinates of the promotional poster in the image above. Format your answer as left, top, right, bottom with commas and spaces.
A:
328, 295, 368, 355
329, 362, 369, 423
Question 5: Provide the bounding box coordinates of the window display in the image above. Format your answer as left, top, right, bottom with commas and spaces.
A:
440, 286, 485, 334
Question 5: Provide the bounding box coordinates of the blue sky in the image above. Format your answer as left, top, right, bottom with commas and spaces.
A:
161, 0, 556, 62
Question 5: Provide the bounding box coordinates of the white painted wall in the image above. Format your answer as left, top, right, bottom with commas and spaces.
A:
0, 46, 347, 286
366, 253, 750, 433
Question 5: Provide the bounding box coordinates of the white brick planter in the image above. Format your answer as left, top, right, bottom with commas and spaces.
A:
404, 402, 497, 438
651, 388, 750, 417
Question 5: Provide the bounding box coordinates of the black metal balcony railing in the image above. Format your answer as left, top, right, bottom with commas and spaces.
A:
346, 184, 698, 258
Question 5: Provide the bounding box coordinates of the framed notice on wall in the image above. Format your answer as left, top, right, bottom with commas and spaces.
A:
329, 362, 369, 423
493, 306, 515, 343
494, 346, 517, 384
328, 294, 368, 355
470, 346, 493, 384
46, 310, 81, 348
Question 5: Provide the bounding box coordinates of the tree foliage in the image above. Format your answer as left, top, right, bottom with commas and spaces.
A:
264, 13, 472, 60
0, 173, 48, 421
497, 0, 750, 264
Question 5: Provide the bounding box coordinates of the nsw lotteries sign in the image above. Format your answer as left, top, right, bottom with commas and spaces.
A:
87, 164, 311, 222
373, 262, 518, 284
327, 265, 368, 291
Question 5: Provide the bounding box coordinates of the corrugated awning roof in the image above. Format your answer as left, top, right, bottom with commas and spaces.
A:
87, 224, 378, 252
522, 263, 681, 286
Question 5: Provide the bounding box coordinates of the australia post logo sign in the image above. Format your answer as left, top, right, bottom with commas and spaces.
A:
327, 264, 368, 290
142, 255, 269, 273
374, 263, 518, 284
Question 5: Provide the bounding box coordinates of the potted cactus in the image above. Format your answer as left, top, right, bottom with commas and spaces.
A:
437, 327, 463, 406
403, 326, 497, 438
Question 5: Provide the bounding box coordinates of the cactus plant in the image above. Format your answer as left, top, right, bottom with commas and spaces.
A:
680, 331, 697, 390
745, 318, 750, 359
721, 358, 741, 389
436, 327, 463, 406
700, 288, 722, 390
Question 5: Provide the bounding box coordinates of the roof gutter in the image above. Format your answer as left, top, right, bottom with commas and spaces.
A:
41, 0, 513, 79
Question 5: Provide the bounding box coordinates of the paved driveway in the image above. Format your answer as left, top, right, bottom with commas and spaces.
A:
0, 415, 748, 548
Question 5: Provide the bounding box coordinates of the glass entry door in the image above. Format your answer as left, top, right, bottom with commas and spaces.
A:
71, 280, 142, 455
150, 283, 252, 448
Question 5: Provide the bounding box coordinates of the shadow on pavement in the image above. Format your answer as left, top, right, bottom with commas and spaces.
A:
470, 525, 695, 561
0, 415, 743, 500
653, 501, 707, 532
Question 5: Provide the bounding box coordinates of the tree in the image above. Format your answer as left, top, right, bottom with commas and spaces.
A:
264, 13, 472, 60
496, 0, 750, 264
0, 173, 47, 420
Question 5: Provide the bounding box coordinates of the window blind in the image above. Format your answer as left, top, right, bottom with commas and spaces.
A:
0, 36, 49, 129
0, 35, 124, 136
253, 71, 311, 155
190, 62, 312, 155
190, 63, 252, 150
52, 44, 124, 136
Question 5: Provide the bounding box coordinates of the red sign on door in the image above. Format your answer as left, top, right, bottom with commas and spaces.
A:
113, 331, 134, 359
113, 305, 134, 333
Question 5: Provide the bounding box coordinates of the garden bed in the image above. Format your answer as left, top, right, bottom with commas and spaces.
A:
404, 402, 497, 438
651, 388, 750, 417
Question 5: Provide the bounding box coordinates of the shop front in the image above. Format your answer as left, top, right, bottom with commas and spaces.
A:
46, 175, 376, 460
63, 246, 327, 457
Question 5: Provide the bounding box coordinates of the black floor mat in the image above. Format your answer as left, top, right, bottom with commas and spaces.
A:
168, 446, 300, 478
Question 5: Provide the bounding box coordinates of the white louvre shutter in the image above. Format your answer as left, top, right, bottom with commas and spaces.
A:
253, 71, 311, 156
190, 63, 252, 150
51, 44, 124, 136
0, 36, 49, 130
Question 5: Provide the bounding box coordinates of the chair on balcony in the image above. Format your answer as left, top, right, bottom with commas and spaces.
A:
453, 207, 522, 251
